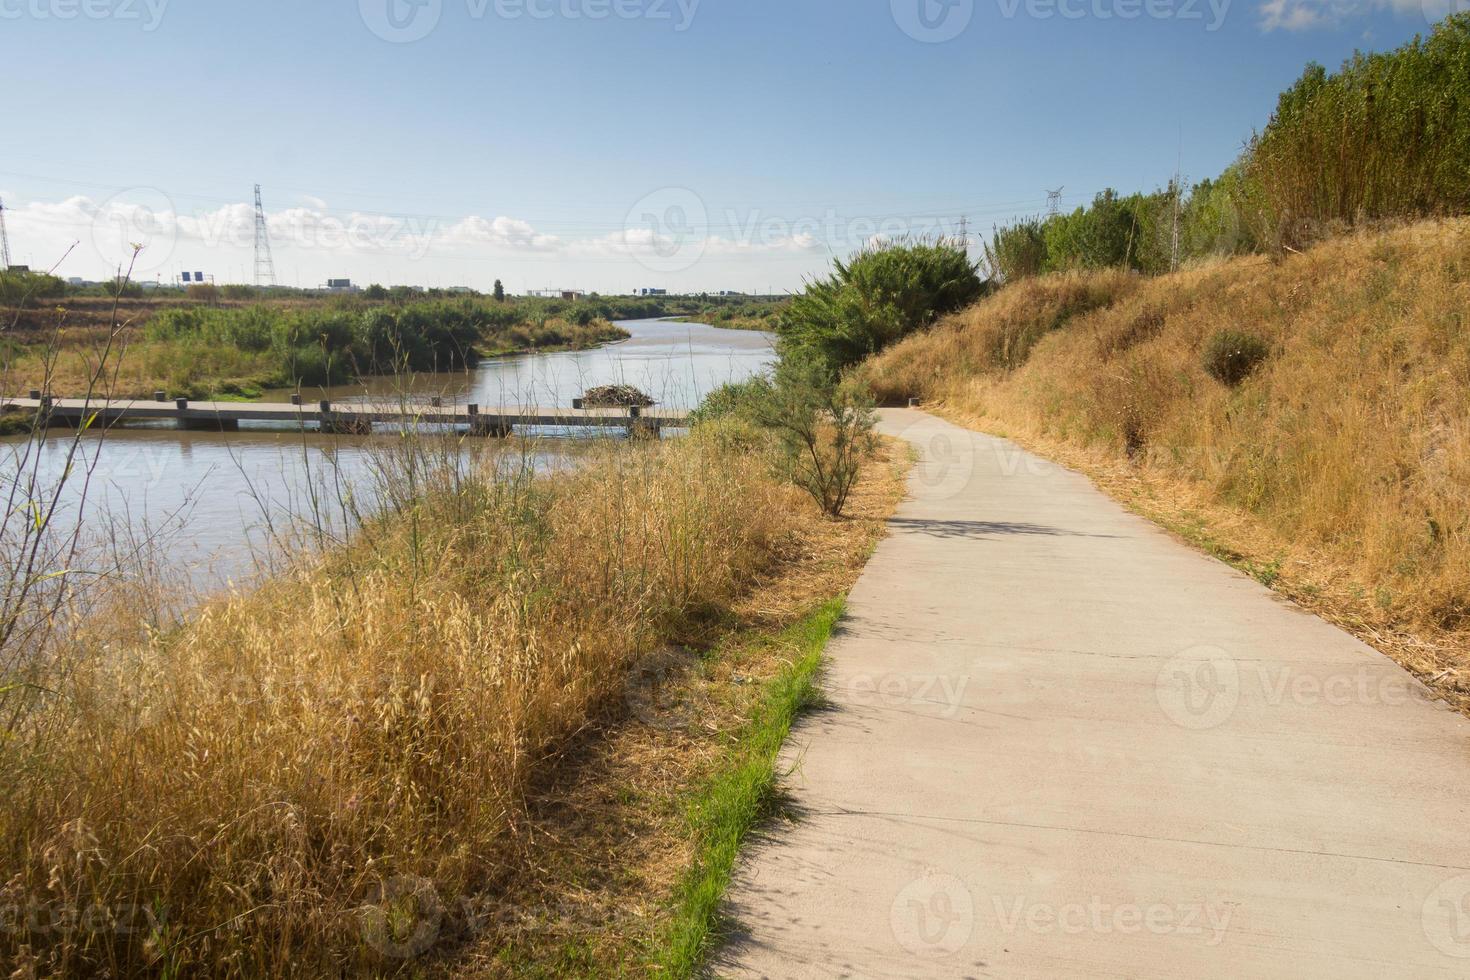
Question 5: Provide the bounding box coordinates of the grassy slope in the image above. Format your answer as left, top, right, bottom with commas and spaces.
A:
864, 217, 1470, 708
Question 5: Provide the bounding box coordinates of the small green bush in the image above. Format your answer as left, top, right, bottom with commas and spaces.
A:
1201, 329, 1270, 386
689, 377, 776, 426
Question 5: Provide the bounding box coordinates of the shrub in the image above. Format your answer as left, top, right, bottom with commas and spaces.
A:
753, 357, 876, 517
1201, 329, 1270, 386
185, 282, 219, 304
779, 238, 983, 372
983, 218, 1047, 282
0, 270, 67, 304
689, 377, 776, 426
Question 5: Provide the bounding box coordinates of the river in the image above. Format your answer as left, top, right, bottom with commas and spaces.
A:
1, 318, 775, 593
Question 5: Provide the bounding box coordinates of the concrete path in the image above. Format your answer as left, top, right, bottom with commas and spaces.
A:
718, 409, 1470, 979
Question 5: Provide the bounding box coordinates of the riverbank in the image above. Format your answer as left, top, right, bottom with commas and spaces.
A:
2, 301, 629, 401
0, 416, 903, 975
668, 314, 775, 332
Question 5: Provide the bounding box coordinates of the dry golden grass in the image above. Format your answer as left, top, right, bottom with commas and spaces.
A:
863, 217, 1470, 708
0, 427, 856, 976
446, 437, 909, 977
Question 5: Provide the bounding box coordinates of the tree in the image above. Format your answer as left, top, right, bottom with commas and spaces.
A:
493, 279, 505, 302
778, 238, 983, 372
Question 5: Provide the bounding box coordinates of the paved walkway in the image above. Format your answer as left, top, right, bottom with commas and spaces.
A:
719, 409, 1470, 979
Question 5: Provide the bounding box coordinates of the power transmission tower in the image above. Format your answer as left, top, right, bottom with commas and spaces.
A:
957, 215, 968, 250
253, 184, 277, 287
1046, 187, 1064, 218
0, 197, 11, 270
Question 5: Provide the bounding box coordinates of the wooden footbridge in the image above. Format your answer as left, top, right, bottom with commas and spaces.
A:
1, 392, 690, 437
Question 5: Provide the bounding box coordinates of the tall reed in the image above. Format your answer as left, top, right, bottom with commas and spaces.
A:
0, 419, 801, 975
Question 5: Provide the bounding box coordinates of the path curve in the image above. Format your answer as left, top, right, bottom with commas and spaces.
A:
718, 408, 1470, 979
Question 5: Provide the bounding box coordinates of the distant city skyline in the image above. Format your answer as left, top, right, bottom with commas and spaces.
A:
2, 0, 1459, 292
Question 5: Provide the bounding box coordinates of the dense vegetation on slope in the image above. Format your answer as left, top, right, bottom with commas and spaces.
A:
984, 14, 1470, 280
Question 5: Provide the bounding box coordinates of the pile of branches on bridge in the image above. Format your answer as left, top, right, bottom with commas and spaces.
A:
581, 384, 654, 408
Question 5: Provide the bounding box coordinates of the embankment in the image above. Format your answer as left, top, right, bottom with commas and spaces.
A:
863, 218, 1470, 706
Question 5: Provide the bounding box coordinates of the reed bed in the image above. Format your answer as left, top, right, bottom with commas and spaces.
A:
0, 426, 803, 976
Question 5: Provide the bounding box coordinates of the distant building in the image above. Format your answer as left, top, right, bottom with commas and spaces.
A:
526, 288, 586, 300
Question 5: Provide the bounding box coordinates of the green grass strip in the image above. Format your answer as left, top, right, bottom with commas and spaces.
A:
647, 597, 845, 978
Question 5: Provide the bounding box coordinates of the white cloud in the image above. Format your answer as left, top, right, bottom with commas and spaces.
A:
439, 215, 562, 252
1258, 0, 1456, 31
1, 192, 846, 292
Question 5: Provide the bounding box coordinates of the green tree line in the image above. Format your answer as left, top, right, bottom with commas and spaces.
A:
986, 13, 1470, 281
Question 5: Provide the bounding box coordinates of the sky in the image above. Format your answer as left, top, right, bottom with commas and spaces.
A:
0, 0, 1462, 294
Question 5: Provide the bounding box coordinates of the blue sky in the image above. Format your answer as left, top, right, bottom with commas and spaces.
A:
0, 0, 1459, 292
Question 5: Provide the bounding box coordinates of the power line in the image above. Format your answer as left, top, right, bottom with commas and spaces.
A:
253, 184, 277, 287
0, 168, 1080, 232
